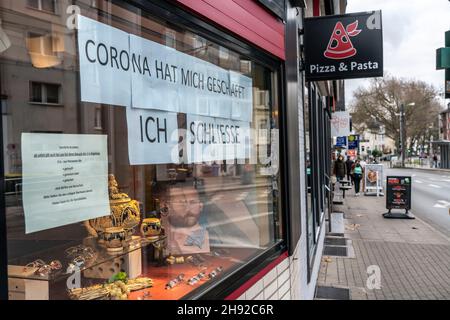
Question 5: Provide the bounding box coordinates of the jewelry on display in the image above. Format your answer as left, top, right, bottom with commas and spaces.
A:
165, 274, 185, 289
166, 255, 186, 265
49, 260, 62, 271
166, 256, 176, 265
187, 272, 206, 286
66, 245, 95, 260
175, 256, 184, 264
208, 266, 224, 279
36, 264, 52, 277
66, 263, 77, 274
23, 259, 46, 272
66, 256, 86, 274
72, 255, 86, 267
24, 259, 63, 276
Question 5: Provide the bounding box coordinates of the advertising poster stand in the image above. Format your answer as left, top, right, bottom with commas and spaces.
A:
383, 176, 415, 219
363, 164, 384, 196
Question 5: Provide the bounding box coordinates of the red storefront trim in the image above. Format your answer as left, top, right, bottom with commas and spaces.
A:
313, 0, 320, 17
175, 0, 285, 60
225, 251, 289, 300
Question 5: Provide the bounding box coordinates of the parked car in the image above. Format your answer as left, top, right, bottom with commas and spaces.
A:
381, 154, 395, 161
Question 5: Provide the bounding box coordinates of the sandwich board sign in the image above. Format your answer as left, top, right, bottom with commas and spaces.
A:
304, 11, 383, 81
383, 176, 415, 219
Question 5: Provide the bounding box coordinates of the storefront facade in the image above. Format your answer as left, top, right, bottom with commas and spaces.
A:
433, 108, 450, 169
0, 0, 344, 300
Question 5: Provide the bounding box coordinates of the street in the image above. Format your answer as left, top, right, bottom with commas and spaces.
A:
385, 166, 450, 237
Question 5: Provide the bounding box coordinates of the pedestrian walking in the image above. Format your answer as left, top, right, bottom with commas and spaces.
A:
345, 156, 354, 185
352, 160, 363, 196
433, 154, 438, 168
333, 155, 347, 182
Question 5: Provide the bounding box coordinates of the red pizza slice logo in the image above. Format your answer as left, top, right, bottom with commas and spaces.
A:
324, 20, 361, 59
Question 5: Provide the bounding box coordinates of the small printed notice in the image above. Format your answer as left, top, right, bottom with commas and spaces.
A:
21, 133, 110, 234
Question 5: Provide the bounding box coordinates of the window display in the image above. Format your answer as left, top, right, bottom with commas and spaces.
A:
1, 0, 281, 300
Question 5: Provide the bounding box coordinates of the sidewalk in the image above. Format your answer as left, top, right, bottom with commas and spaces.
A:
387, 160, 450, 172
316, 186, 450, 300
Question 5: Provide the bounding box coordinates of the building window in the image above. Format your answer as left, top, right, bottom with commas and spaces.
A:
29, 82, 61, 104
164, 30, 177, 48
2, 0, 282, 300
27, 32, 56, 56
27, 0, 57, 14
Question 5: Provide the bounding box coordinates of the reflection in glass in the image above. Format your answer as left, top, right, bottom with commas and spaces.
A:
1, 0, 281, 300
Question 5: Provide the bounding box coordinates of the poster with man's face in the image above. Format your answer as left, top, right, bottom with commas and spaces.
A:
161, 185, 210, 255
365, 164, 383, 189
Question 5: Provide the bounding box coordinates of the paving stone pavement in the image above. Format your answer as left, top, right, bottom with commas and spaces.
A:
317, 186, 450, 300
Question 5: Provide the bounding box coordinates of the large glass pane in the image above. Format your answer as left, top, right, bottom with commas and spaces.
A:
1, 0, 281, 300
305, 84, 315, 256
30, 82, 42, 103
41, 0, 56, 13
26, 0, 39, 10
45, 84, 59, 104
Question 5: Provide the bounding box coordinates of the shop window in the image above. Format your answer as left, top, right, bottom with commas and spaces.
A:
2, 0, 282, 300
304, 84, 315, 261
27, 0, 57, 14
29, 82, 61, 104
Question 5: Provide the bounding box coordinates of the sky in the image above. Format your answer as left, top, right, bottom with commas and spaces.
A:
345, 0, 450, 107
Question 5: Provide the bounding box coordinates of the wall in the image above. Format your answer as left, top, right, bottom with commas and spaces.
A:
235, 254, 292, 300
175, 0, 285, 60
232, 2, 327, 300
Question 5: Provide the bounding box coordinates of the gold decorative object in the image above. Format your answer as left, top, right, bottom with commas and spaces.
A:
85, 174, 141, 240
165, 255, 185, 265
68, 277, 153, 300
140, 217, 162, 240
104, 227, 126, 253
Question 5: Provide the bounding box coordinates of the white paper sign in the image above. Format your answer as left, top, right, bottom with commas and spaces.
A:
77, 16, 253, 120
331, 111, 350, 137
128, 34, 253, 119
186, 114, 251, 163
126, 107, 179, 165
77, 15, 131, 107
21, 133, 110, 234
230, 70, 253, 122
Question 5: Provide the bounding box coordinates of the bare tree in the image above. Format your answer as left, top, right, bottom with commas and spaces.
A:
350, 76, 442, 155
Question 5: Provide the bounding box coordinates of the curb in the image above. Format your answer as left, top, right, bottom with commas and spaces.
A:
391, 167, 450, 174
409, 213, 450, 244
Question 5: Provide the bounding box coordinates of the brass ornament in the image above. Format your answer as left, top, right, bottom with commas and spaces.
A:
85, 174, 140, 238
